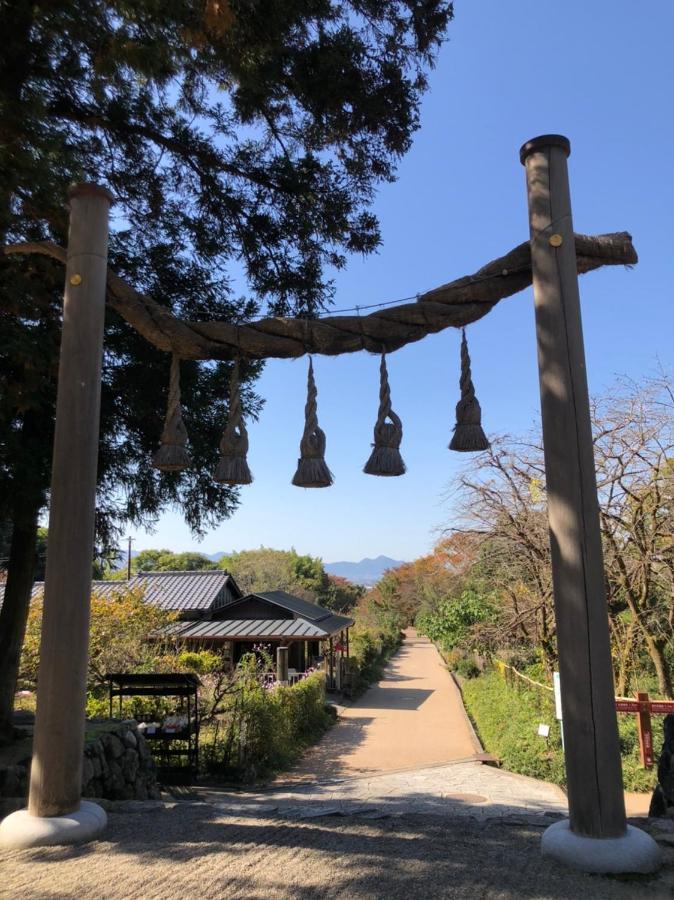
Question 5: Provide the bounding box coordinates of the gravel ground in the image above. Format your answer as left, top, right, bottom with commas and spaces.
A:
1, 802, 672, 900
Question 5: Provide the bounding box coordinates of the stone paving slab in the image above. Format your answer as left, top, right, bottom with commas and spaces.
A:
199, 759, 569, 821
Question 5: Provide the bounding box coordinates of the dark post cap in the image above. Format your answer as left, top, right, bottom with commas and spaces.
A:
519, 135, 571, 165
68, 183, 114, 204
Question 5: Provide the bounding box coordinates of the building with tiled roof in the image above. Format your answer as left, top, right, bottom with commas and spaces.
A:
2, 571, 353, 685
128, 570, 242, 618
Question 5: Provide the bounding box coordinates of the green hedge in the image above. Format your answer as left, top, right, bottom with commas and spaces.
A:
461, 670, 658, 793
347, 627, 403, 697
202, 672, 333, 782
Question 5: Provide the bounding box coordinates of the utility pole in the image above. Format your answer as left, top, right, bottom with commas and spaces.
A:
127, 535, 134, 581
0, 184, 112, 849
520, 135, 660, 874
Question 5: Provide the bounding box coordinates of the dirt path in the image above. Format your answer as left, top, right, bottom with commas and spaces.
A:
290, 629, 481, 781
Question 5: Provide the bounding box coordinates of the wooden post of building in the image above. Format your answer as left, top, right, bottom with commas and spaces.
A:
328, 636, 334, 690
277, 646, 289, 685
0, 184, 112, 849
521, 136, 660, 873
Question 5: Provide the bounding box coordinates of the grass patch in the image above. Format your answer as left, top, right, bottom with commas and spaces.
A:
461, 670, 658, 793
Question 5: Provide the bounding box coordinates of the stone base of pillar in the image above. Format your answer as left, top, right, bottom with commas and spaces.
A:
542, 819, 661, 874
0, 800, 107, 849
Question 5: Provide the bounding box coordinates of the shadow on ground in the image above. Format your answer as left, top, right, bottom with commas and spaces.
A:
2, 800, 671, 899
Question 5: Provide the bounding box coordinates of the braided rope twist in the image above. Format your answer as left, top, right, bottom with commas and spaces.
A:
449, 327, 489, 452
219, 361, 249, 457
161, 355, 188, 446
299, 357, 326, 458
455, 329, 480, 424
373, 354, 403, 449
153, 354, 192, 471
4, 232, 638, 361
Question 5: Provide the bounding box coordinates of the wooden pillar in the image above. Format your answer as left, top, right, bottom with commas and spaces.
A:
277, 646, 289, 685
28, 184, 112, 818
520, 136, 626, 838
328, 636, 334, 689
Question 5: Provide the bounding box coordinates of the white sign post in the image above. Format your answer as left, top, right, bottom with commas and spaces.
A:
553, 671, 564, 749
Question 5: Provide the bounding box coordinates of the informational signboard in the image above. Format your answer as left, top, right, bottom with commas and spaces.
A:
553, 671, 564, 750
553, 671, 563, 719
614, 693, 674, 768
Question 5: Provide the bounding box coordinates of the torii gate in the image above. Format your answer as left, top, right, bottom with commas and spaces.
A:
0, 136, 661, 873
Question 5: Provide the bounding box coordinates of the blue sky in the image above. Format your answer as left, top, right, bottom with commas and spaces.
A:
128, 1, 674, 563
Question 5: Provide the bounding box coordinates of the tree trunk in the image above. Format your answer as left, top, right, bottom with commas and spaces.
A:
642, 632, 673, 700
0, 496, 40, 743
614, 620, 637, 697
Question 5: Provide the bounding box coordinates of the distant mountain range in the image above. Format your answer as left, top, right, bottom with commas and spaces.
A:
324, 555, 405, 587
114, 549, 403, 586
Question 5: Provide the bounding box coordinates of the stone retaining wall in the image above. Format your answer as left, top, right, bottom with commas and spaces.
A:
0, 721, 160, 803
82, 721, 161, 802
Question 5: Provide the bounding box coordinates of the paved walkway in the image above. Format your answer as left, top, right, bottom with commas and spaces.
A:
223, 629, 568, 820
196, 630, 567, 821
290, 629, 481, 780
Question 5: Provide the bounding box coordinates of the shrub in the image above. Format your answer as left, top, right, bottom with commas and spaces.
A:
454, 657, 480, 679
462, 669, 658, 793
462, 670, 566, 786
20, 585, 177, 692
201, 665, 333, 782
416, 588, 496, 654
347, 624, 402, 696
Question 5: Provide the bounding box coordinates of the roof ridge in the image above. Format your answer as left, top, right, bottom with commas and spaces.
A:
136, 569, 229, 576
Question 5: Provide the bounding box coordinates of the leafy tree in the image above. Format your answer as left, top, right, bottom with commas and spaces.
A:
20, 585, 177, 692
219, 547, 326, 598
414, 374, 674, 694
321, 574, 365, 613
0, 0, 452, 740
131, 549, 218, 573
416, 588, 496, 653
367, 533, 477, 626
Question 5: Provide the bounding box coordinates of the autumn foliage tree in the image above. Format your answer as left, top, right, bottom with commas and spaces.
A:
19, 586, 176, 693
413, 373, 674, 696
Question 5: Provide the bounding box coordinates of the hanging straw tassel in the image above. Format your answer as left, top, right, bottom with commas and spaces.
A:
364, 354, 406, 476
214, 361, 253, 486
449, 328, 490, 452
292, 358, 333, 488
152, 355, 192, 471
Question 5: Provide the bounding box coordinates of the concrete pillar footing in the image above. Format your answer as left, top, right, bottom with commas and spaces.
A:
541, 819, 661, 874
0, 800, 107, 849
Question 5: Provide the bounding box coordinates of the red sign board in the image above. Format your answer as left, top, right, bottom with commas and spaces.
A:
614, 692, 674, 769
649, 701, 674, 715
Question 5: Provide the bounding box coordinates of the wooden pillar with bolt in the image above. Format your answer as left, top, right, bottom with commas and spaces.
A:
0, 184, 112, 848
520, 136, 659, 873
